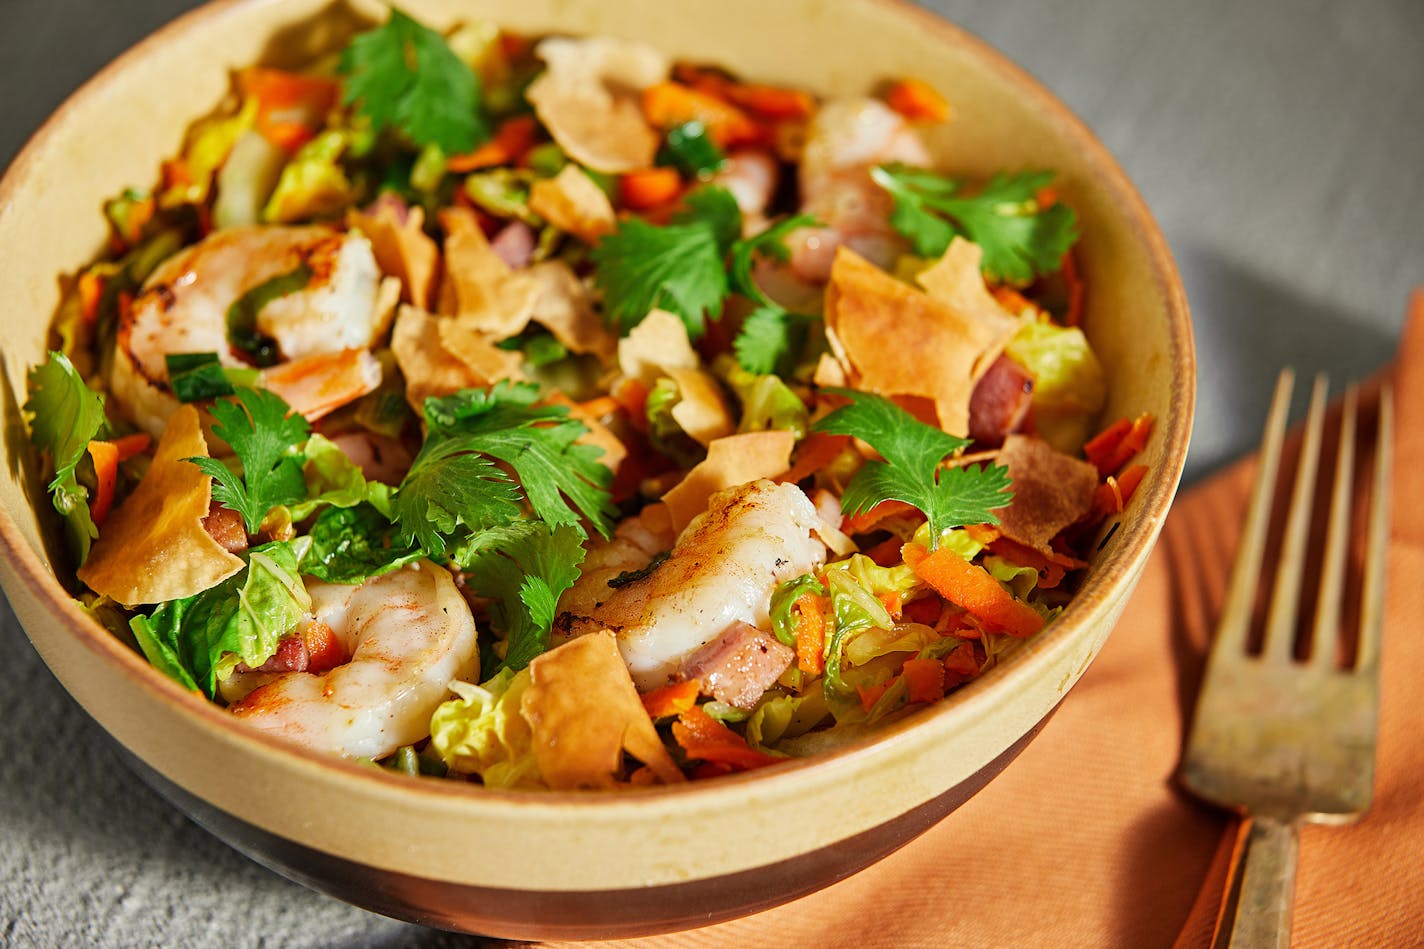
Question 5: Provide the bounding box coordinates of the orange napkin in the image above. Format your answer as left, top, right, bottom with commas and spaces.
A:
533, 292, 1423, 949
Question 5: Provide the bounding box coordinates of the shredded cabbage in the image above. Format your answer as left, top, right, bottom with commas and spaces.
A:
1004, 314, 1106, 453
429, 668, 544, 789
263, 130, 356, 223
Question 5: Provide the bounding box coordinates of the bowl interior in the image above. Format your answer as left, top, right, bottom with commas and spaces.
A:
0, 0, 1193, 924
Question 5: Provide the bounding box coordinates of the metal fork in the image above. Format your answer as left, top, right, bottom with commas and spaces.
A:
1179, 369, 1393, 948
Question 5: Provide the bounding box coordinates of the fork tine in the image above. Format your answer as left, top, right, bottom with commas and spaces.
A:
1214, 369, 1295, 657
1307, 385, 1356, 667
1356, 384, 1393, 673
1261, 374, 1329, 664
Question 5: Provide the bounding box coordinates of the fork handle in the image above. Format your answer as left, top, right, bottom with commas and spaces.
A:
1220, 816, 1299, 948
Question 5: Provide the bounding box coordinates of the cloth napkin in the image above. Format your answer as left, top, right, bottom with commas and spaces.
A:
525, 290, 1423, 949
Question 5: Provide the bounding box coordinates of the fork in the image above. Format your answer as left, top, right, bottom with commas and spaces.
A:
1179, 369, 1393, 948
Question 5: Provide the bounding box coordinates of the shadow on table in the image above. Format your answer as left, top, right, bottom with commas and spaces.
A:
1173, 242, 1399, 486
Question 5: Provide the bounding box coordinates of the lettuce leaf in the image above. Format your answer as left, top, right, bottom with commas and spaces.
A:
716, 357, 809, 438
24, 352, 110, 564
746, 688, 830, 751
428, 669, 543, 788
129, 539, 311, 697
302, 503, 422, 585
1004, 314, 1106, 453
288, 433, 394, 521
263, 130, 357, 223
768, 573, 826, 647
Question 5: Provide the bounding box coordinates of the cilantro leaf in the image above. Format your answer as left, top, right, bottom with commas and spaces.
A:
303, 503, 423, 585
186, 388, 310, 534
339, 7, 488, 155
453, 520, 586, 673
871, 164, 1079, 286
675, 186, 743, 254
24, 352, 109, 562
391, 383, 617, 554
812, 389, 1013, 542
726, 213, 819, 374
590, 218, 728, 339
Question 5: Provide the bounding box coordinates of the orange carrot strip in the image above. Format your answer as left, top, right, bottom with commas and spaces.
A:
776, 432, 851, 485
1096, 413, 1155, 476
642, 81, 763, 147
991, 285, 1036, 315
576, 395, 623, 421
885, 78, 951, 123
672, 63, 737, 99
86, 440, 121, 528
1061, 248, 1085, 327
902, 541, 1045, 638
942, 642, 981, 687
673, 705, 781, 771
78, 271, 105, 326
901, 657, 946, 704
642, 679, 701, 719
238, 68, 339, 154
857, 678, 896, 712
260, 349, 379, 422
447, 115, 539, 172
619, 167, 684, 210
725, 83, 816, 120
611, 377, 651, 430
793, 593, 826, 676
842, 499, 918, 535
901, 595, 943, 626
863, 535, 905, 567
878, 590, 903, 621
1116, 463, 1149, 505
1083, 417, 1132, 471
109, 432, 152, 462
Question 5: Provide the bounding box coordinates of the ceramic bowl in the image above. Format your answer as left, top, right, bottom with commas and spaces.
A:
0, 0, 1193, 938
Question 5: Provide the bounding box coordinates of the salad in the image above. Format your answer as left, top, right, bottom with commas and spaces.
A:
23, 8, 1152, 790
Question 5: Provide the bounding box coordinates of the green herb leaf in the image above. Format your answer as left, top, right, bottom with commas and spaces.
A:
339, 7, 488, 155
812, 389, 1013, 542
164, 352, 262, 403
657, 121, 726, 177
226, 264, 312, 367
129, 540, 311, 698
727, 213, 819, 375
24, 352, 110, 563
392, 382, 616, 554
769, 573, 827, 647
186, 389, 310, 534
303, 503, 423, 584
590, 218, 728, 339
871, 164, 1078, 286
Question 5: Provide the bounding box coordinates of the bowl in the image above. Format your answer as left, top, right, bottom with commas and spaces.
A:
0, 0, 1194, 938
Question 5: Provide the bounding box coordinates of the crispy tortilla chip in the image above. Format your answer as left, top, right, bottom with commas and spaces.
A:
526, 260, 616, 362
662, 433, 796, 533
521, 630, 684, 789
528, 165, 617, 244
437, 318, 528, 386
992, 434, 1099, 551
617, 308, 700, 386
915, 237, 1019, 370
437, 207, 540, 338
525, 36, 668, 174
665, 366, 734, 446
391, 305, 485, 410
77, 405, 244, 606
347, 204, 438, 310
827, 246, 1008, 437
812, 351, 848, 387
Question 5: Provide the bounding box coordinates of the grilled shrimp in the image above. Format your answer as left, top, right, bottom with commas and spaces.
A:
789, 97, 931, 282
110, 224, 384, 436
227, 561, 479, 760
557, 480, 827, 690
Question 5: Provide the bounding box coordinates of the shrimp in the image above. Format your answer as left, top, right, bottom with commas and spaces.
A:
226, 561, 479, 760
556, 480, 827, 690
788, 97, 931, 282
110, 224, 386, 436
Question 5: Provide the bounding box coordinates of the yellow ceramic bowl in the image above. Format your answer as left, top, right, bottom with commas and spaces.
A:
0, 0, 1193, 938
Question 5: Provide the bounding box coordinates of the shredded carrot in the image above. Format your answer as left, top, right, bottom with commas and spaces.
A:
447, 114, 540, 172
902, 541, 1045, 638
86, 440, 121, 528
238, 68, 339, 154
776, 432, 851, 485
986, 536, 1084, 591
963, 524, 1001, 546
671, 63, 737, 99
575, 395, 623, 421
901, 657, 946, 704
878, 590, 903, 621
725, 83, 816, 120
901, 595, 943, 626
618, 167, 684, 210
642, 81, 764, 147
160, 158, 193, 191
885, 78, 951, 123
109, 432, 152, 462
991, 284, 1037, 315
1084, 413, 1154, 476
1061, 248, 1085, 327
942, 642, 981, 687
863, 534, 905, 567
611, 377, 651, 431
857, 678, 895, 712
793, 593, 826, 675
301, 620, 348, 674
842, 499, 918, 535
1116, 463, 1149, 505
78, 272, 104, 326
641, 679, 701, 719
673, 705, 782, 771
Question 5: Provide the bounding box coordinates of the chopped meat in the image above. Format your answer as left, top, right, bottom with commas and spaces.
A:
489, 220, 536, 270
968, 354, 1034, 446
201, 503, 248, 554
682, 621, 795, 709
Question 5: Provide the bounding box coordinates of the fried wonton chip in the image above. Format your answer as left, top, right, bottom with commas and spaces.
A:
992, 434, 1099, 551
437, 207, 540, 338
526, 260, 616, 362
528, 165, 617, 244
521, 630, 684, 789
915, 236, 1019, 362
437, 319, 528, 386
525, 36, 669, 174
546, 391, 628, 473
347, 204, 438, 310
665, 366, 734, 446
391, 305, 486, 410
77, 405, 243, 606
617, 308, 700, 386
825, 246, 1012, 437
662, 432, 797, 533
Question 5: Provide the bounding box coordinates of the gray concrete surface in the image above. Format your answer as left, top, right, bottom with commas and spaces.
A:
1, 0, 1420, 945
